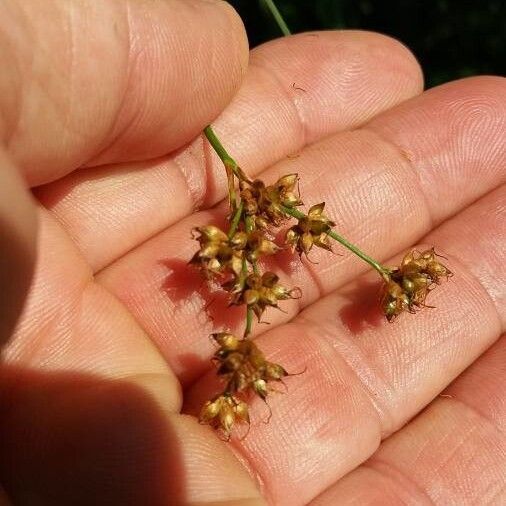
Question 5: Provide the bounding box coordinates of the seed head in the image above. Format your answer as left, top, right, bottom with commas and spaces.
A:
246, 231, 281, 262
285, 202, 335, 256
190, 225, 243, 278
240, 174, 303, 227
381, 248, 452, 321
211, 332, 240, 354
231, 272, 300, 320
199, 394, 250, 438
212, 335, 289, 397
381, 280, 410, 322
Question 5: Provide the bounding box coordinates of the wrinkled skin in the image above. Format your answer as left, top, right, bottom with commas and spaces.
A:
0, 1, 505, 505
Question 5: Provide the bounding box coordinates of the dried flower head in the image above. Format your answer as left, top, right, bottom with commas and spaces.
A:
189, 225, 243, 278
211, 333, 289, 399
199, 393, 250, 439
231, 272, 301, 320
285, 202, 335, 256
195, 125, 454, 438
199, 333, 292, 437
246, 231, 281, 262
381, 248, 452, 321
381, 280, 411, 321
241, 174, 303, 227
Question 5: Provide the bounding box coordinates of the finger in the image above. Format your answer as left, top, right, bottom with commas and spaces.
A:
424, 185, 505, 325
36, 30, 423, 270
2, 209, 181, 408
310, 334, 506, 505
98, 77, 506, 383
0, 212, 265, 504
0, 151, 36, 345
1, 0, 248, 186
184, 185, 504, 506
0, 367, 265, 505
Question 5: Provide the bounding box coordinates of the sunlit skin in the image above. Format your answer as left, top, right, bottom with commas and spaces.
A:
0, 1, 504, 505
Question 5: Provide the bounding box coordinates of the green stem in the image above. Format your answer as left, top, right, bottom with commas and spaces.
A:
204, 125, 256, 338
243, 215, 258, 337
225, 163, 236, 211
279, 205, 389, 278
327, 230, 389, 278
208, 0, 291, 341
203, 126, 249, 182
203, 125, 234, 166
262, 0, 291, 36
244, 215, 259, 275
228, 201, 244, 239
239, 256, 254, 338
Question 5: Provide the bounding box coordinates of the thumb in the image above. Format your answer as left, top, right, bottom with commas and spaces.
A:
0, 150, 36, 346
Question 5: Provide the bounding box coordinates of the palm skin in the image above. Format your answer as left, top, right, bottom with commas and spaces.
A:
0, 1, 504, 505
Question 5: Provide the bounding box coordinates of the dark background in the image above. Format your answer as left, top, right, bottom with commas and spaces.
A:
229, 0, 506, 88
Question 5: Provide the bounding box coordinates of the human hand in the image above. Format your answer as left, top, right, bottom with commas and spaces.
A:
0, 1, 504, 504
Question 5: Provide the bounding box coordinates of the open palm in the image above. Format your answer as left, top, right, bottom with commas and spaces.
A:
1, 1, 504, 505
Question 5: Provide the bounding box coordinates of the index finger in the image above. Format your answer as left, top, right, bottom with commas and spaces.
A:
1, 0, 248, 185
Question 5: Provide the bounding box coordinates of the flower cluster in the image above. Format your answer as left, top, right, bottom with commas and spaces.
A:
199, 332, 289, 438
285, 202, 335, 256
191, 126, 453, 438
381, 248, 453, 321
191, 172, 315, 437
241, 173, 302, 227
190, 226, 280, 276
189, 225, 243, 277
190, 175, 304, 325
199, 393, 249, 437
230, 272, 301, 321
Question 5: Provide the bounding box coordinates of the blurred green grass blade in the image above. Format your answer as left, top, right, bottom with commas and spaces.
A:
261, 0, 292, 36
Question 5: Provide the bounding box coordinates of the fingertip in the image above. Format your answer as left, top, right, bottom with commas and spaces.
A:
211, 0, 250, 77
89, 0, 250, 167
2, 0, 250, 185
336, 29, 424, 98
247, 29, 424, 145
356, 29, 424, 92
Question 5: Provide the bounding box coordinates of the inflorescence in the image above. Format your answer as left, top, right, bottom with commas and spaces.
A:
189, 125, 452, 439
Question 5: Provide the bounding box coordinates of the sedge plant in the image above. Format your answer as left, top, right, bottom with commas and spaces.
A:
191, 1, 452, 439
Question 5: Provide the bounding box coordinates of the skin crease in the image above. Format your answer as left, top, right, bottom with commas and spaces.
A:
0, 1, 505, 505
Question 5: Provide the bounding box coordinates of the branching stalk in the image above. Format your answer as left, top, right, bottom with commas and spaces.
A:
204, 126, 249, 182
197, 2, 453, 439
228, 201, 244, 239
279, 204, 390, 278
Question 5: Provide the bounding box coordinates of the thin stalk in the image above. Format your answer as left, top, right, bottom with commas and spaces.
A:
226, 163, 236, 211
240, 257, 254, 337
204, 125, 256, 338
241, 215, 259, 337
279, 205, 389, 278
204, 126, 248, 182
244, 215, 259, 274
327, 230, 390, 278
262, 0, 291, 36
244, 306, 254, 337
205, 0, 290, 341
228, 201, 244, 239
